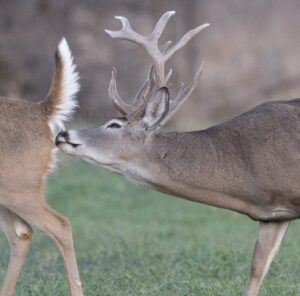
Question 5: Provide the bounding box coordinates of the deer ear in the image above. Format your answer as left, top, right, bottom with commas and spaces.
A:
140, 87, 169, 130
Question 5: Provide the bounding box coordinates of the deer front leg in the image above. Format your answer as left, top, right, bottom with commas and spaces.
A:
245, 221, 289, 296
0, 206, 33, 296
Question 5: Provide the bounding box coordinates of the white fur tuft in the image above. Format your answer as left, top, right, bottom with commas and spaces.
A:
48, 38, 80, 134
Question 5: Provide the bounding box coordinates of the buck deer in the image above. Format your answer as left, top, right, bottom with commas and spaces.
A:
56, 11, 298, 296
0, 39, 83, 296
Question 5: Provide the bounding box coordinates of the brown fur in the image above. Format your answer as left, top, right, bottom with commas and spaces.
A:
0, 98, 54, 196
0, 42, 82, 296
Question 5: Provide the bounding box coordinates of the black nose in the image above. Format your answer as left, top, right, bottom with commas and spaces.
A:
55, 131, 69, 146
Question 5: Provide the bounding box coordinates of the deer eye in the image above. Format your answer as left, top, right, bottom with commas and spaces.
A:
105, 121, 122, 129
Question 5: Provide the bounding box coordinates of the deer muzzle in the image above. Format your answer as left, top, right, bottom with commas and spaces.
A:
55, 131, 81, 148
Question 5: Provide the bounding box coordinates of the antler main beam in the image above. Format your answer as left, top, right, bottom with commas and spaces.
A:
105, 11, 174, 87
105, 11, 209, 87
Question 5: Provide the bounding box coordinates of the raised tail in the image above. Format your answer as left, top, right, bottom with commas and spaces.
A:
43, 38, 80, 134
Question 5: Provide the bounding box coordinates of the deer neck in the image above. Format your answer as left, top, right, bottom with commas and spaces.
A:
121, 130, 214, 192
117, 130, 267, 220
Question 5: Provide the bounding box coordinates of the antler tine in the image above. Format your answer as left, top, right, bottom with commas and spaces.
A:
105, 16, 143, 43
131, 65, 155, 108
165, 23, 210, 62
108, 68, 131, 115
149, 11, 175, 41
165, 68, 173, 84
161, 40, 172, 54
127, 66, 157, 122
160, 61, 205, 126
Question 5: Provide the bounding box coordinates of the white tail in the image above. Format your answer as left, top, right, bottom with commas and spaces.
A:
45, 38, 80, 134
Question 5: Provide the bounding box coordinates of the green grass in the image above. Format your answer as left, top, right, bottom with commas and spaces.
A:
1, 156, 300, 295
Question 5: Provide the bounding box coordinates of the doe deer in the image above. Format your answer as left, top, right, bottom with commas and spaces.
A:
0, 39, 83, 296
56, 11, 298, 296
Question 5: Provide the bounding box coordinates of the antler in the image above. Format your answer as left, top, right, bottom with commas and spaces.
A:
105, 11, 209, 120
108, 68, 130, 115
108, 65, 157, 121
160, 61, 205, 126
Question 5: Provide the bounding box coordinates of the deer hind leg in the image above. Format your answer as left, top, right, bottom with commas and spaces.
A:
245, 221, 289, 296
0, 206, 33, 296
5, 198, 83, 296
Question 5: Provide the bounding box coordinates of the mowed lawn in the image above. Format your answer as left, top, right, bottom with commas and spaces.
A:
1, 157, 300, 295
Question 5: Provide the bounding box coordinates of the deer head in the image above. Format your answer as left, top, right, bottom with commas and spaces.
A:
56, 11, 209, 167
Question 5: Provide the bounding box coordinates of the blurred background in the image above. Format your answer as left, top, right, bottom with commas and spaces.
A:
2, 0, 300, 130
